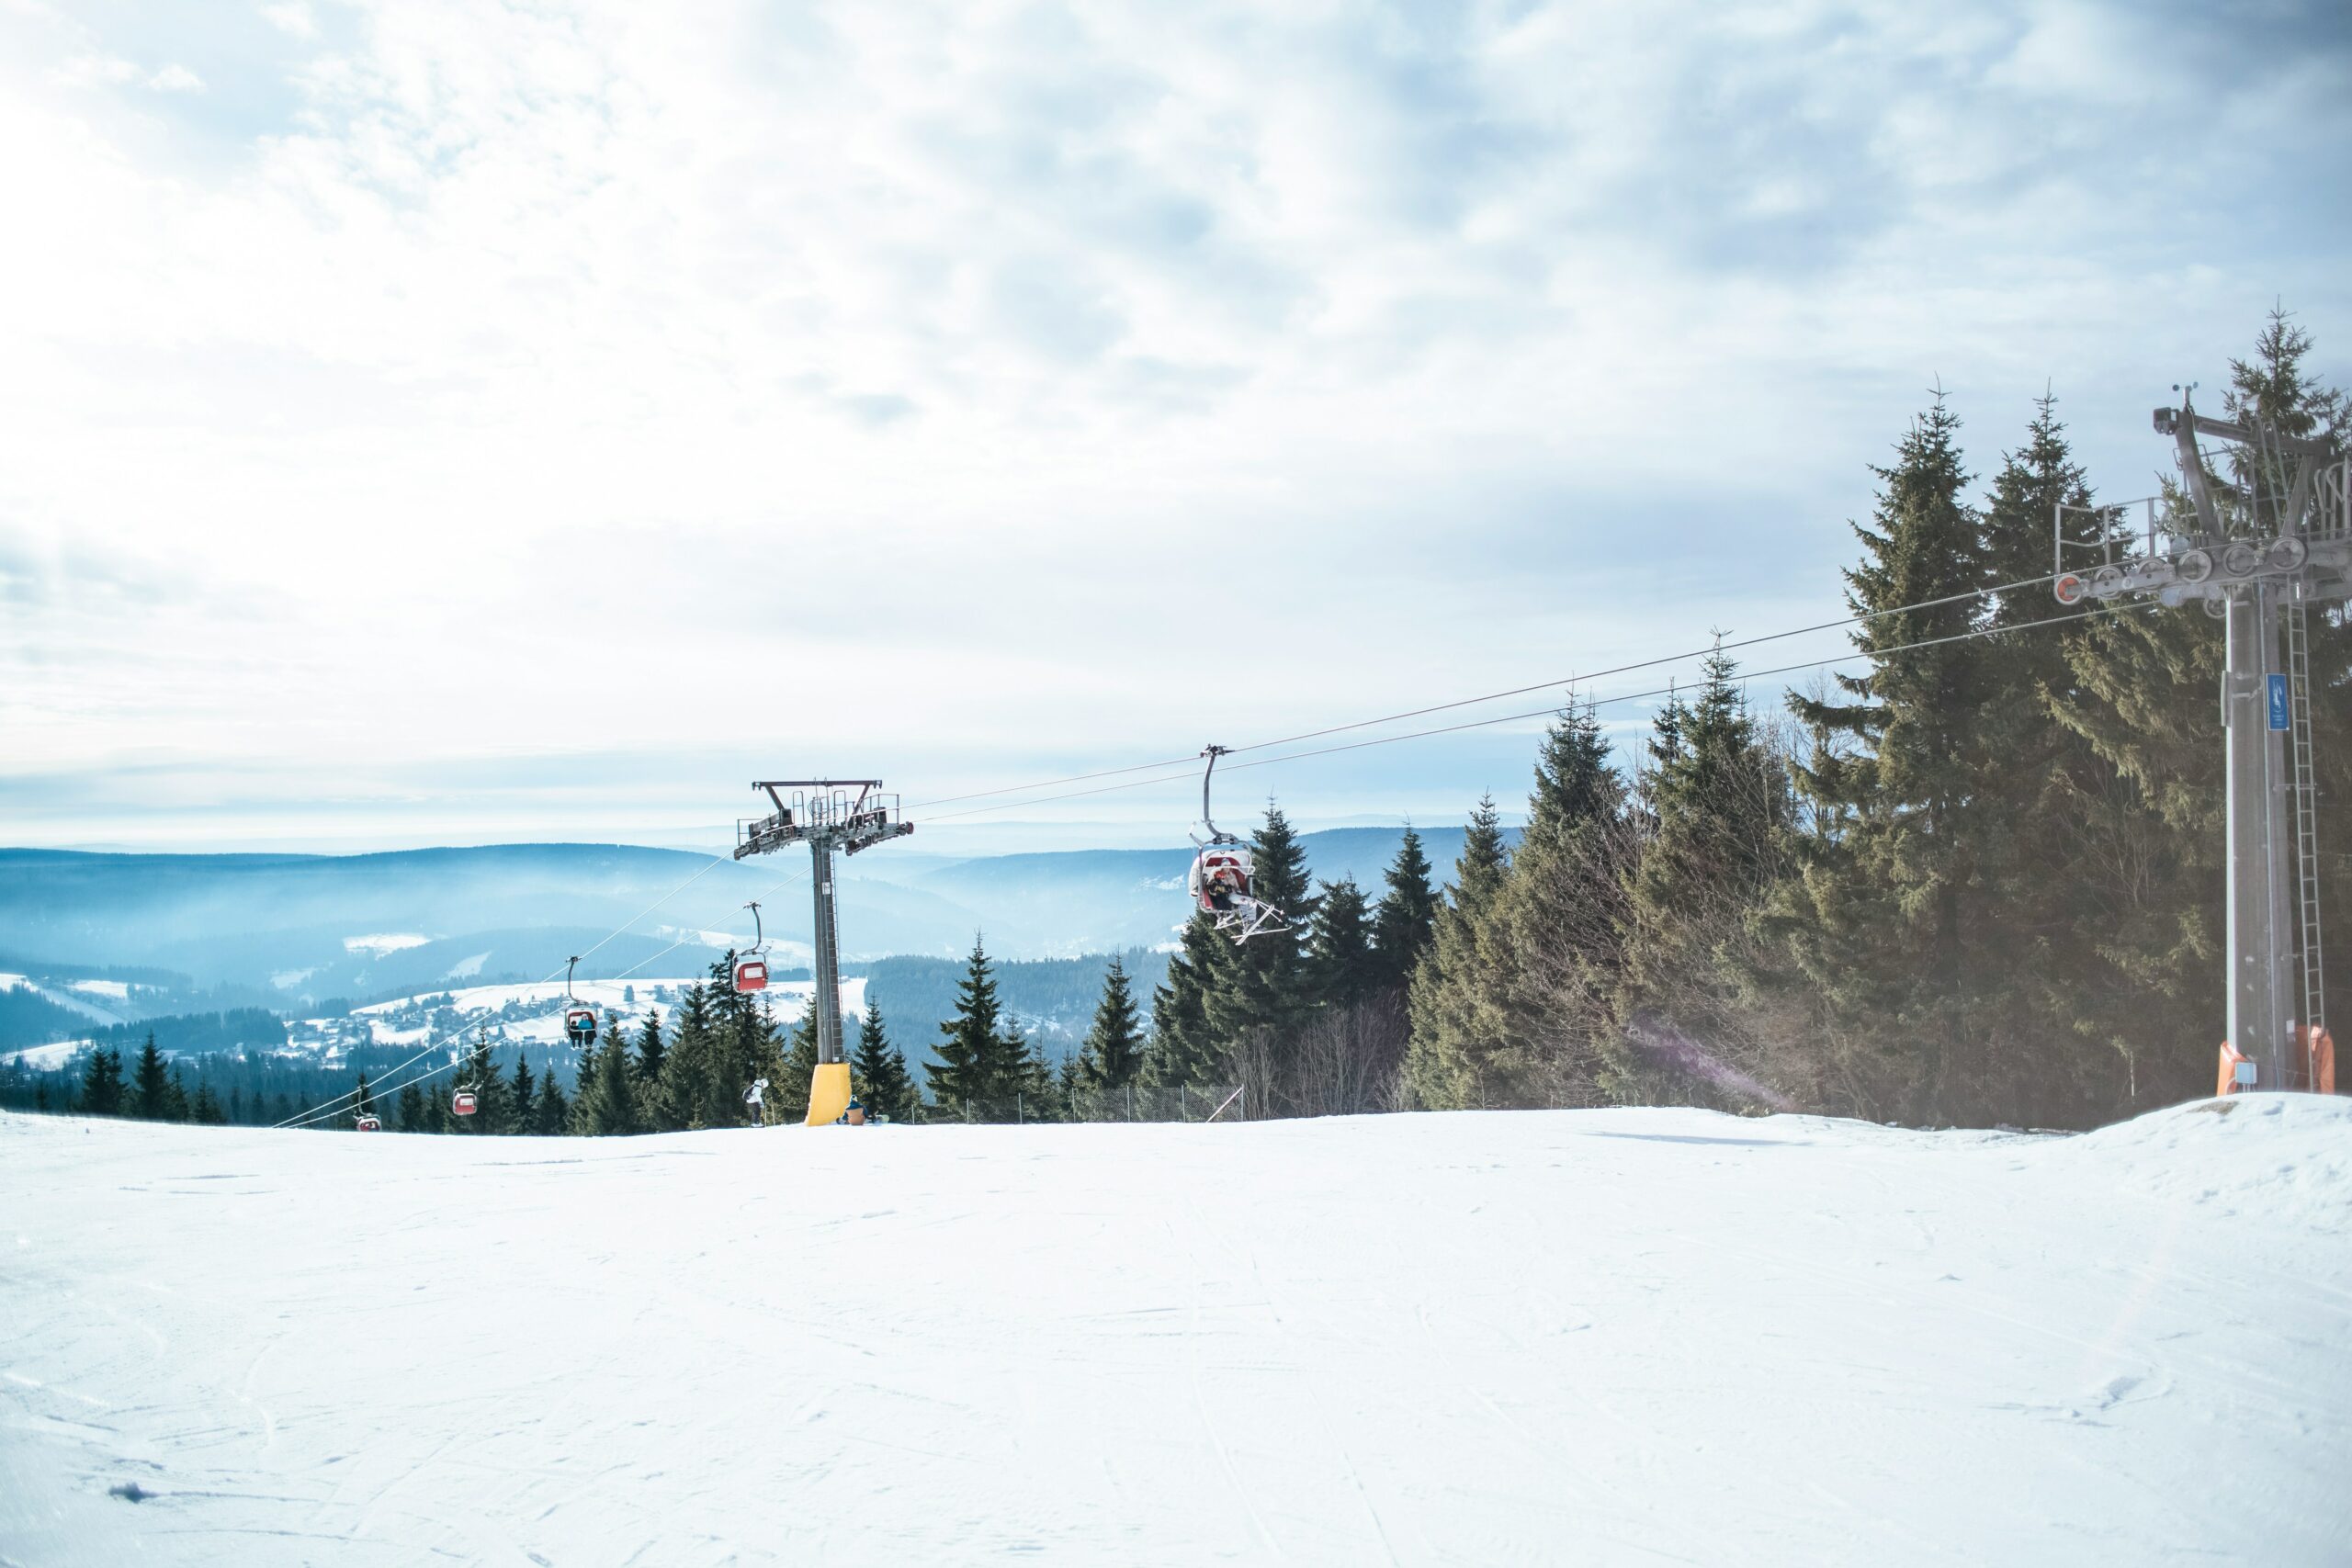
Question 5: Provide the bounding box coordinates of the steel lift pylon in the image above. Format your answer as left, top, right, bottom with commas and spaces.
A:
733, 780, 912, 1124
2056, 395, 2349, 1091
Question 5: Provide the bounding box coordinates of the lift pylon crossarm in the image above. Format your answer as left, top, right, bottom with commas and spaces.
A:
2156, 403, 2334, 457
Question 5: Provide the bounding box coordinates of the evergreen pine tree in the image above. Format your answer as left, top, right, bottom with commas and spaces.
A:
851, 1004, 918, 1123
925, 937, 1028, 1116
397, 1080, 428, 1133
1201, 803, 1319, 1099
190, 1080, 228, 1125
576, 1022, 639, 1135
1404, 794, 1514, 1108
652, 986, 722, 1131
163, 1067, 190, 1122
536, 1074, 569, 1134
1487, 700, 1633, 1105
1370, 825, 1441, 996
130, 1034, 173, 1121
1775, 392, 2001, 1120
707, 953, 781, 1123
79, 1046, 126, 1116
1609, 649, 1791, 1101
633, 1008, 666, 1091
509, 1052, 537, 1135
1143, 913, 1228, 1087
1306, 877, 1380, 1013
1075, 956, 1146, 1097
774, 1008, 820, 1122
1966, 389, 2140, 1121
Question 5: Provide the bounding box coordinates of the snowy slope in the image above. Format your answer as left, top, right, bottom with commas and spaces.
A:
2, 1098, 2346, 1566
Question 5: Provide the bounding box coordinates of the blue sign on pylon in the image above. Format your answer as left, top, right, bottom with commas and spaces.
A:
2268, 674, 2290, 731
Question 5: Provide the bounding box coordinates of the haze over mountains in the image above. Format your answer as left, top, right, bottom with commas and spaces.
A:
0, 828, 1477, 1011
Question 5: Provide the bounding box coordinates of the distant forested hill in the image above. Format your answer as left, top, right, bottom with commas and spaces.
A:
0, 987, 91, 1050
83, 1009, 290, 1056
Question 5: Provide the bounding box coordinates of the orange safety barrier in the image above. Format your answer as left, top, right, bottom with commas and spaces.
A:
2293, 1026, 2336, 1095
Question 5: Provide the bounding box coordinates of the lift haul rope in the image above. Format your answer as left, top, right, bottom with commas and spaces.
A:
900, 569, 2078, 814
277, 570, 2132, 1129
913, 595, 2151, 827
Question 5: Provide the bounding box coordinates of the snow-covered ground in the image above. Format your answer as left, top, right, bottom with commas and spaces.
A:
2, 1098, 2346, 1566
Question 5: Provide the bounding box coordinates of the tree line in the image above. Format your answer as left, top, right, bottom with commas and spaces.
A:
24, 314, 2342, 1135
1390, 311, 2348, 1128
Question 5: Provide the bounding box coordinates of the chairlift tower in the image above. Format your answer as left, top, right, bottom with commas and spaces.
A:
2055, 394, 2350, 1090
734, 780, 912, 1124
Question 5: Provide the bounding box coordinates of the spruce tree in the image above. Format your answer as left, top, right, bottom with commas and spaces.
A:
926, 937, 1027, 1116
536, 1074, 569, 1134
79, 1046, 126, 1116
633, 1008, 666, 1091
130, 1034, 173, 1121
774, 1008, 820, 1122
851, 1004, 918, 1122
1143, 913, 1228, 1087
1781, 392, 1996, 1120
190, 1080, 228, 1125
1370, 825, 1441, 996
1075, 957, 1146, 1097
1202, 803, 1319, 1090
509, 1052, 537, 1135
1610, 650, 1790, 1102
1488, 700, 1632, 1105
652, 986, 722, 1131
576, 1023, 639, 1135
1306, 877, 1379, 1013
1404, 794, 1514, 1108
1969, 390, 2139, 1121
397, 1080, 428, 1133
706, 953, 780, 1122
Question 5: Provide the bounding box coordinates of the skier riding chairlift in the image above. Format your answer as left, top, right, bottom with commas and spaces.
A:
1186, 746, 1291, 944
562, 955, 598, 1045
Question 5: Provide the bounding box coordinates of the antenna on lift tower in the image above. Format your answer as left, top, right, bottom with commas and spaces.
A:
733, 780, 913, 1124
2054, 392, 2348, 1097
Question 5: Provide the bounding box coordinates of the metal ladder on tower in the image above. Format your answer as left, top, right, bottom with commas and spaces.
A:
2286, 595, 2326, 1068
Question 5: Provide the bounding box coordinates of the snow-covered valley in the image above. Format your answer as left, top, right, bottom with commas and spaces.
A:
2, 1098, 2346, 1565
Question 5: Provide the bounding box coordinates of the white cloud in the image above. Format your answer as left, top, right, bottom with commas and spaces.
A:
0, 0, 2344, 848
261, 1, 319, 39
144, 62, 204, 93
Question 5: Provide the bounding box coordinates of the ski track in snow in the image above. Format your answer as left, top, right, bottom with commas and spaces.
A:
1, 1099, 2348, 1565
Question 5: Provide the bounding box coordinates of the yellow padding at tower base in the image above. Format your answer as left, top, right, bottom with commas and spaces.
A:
805, 1061, 854, 1126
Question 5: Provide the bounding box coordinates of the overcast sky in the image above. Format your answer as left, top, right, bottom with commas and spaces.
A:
2, 0, 2346, 855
